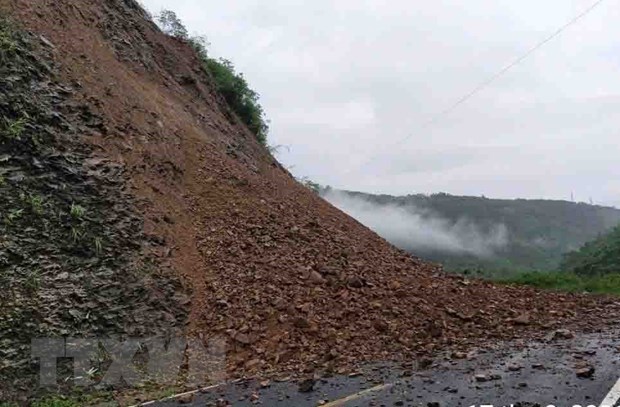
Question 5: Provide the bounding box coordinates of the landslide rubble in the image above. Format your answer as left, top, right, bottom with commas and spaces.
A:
2, 0, 620, 403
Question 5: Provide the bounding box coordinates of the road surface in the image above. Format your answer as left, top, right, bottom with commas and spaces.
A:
140, 329, 620, 407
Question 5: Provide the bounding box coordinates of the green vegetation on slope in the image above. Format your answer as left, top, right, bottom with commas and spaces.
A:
203, 57, 269, 145
30, 398, 79, 407
469, 225, 620, 295
560, 224, 620, 276
157, 10, 269, 145
500, 271, 620, 296
561, 225, 620, 276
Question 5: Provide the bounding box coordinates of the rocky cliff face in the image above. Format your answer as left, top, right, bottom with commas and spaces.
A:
0, 9, 188, 399
2, 0, 619, 402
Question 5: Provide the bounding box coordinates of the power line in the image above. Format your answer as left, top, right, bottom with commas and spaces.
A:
348, 0, 607, 174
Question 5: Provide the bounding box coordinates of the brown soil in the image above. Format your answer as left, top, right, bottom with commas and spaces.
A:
6, 0, 620, 381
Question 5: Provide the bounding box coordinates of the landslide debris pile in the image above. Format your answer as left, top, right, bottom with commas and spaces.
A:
0, 15, 187, 399
3, 0, 620, 398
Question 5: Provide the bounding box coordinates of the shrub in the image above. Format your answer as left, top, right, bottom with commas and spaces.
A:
204, 58, 268, 145
157, 9, 188, 40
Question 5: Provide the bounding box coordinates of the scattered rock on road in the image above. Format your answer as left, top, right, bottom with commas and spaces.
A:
298, 378, 316, 393
474, 374, 489, 382
575, 366, 595, 379
549, 329, 575, 341
177, 393, 194, 404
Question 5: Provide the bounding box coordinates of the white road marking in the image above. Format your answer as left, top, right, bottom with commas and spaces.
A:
321, 383, 394, 407
131, 382, 224, 407
600, 376, 620, 407
132, 381, 393, 407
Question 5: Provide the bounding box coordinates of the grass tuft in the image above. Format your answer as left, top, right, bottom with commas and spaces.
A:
7, 117, 26, 138
94, 237, 103, 256
1, 116, 28, 140
24, 270, 41, 293
5, 208, 24, 224
0, 21, 17, 54
31, 398, 80, 407
29, 194, 44, 215
71, 226, 84, 243
70, 203, 86, 219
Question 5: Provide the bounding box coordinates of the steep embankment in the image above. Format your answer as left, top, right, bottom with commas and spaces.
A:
2, 0, 620, 398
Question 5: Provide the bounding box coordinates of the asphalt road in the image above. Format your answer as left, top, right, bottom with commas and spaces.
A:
142, 329, 620, 407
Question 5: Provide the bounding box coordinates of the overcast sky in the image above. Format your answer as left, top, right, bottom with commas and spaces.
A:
142, 0, 619, 207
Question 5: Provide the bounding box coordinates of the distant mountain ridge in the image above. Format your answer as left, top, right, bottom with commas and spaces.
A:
321, 189, 620, 271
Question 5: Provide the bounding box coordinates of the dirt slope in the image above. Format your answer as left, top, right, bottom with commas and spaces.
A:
4, 0, 620, 389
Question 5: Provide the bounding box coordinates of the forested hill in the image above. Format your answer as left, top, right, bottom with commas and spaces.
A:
321, 189, 620, 271
561, 224, 620, 276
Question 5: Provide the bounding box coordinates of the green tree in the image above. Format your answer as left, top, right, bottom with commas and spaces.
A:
157, 10, 188, 40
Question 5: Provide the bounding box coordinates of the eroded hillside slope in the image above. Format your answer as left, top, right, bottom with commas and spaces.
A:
3, 0, 620, 395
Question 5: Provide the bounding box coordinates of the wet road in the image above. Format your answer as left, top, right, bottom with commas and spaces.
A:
141, 330, 620, 407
